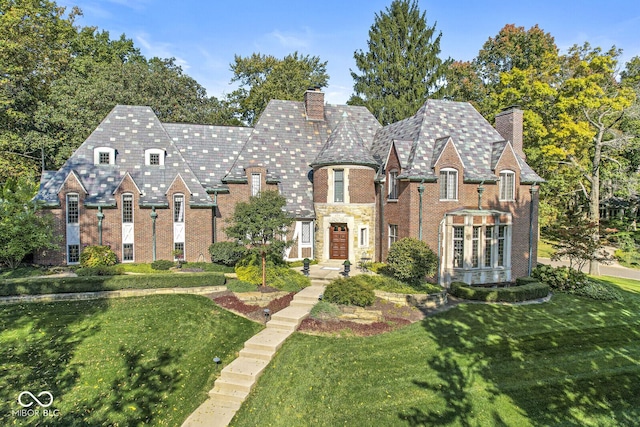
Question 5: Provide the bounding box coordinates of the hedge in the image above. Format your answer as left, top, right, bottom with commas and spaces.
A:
0, 272, 226, 297
449, 281, 550, 303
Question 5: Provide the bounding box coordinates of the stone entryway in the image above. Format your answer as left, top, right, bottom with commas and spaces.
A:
329, 223, 348, 259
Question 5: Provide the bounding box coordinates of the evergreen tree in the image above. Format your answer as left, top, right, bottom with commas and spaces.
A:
349, 0, 450, 125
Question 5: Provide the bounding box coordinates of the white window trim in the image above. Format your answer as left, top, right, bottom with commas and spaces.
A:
388, 224, 398, 248
359, 226, 369, 248
388, 170, 399, 201
439, 168, 458, 201
450, 224, 511, 270
499, 170, 516, 201
251, 173, 261, 196
301, 221, 312, 245
145, 148, 165, 166
334, 169, 344, 203
94, 147, 115, 165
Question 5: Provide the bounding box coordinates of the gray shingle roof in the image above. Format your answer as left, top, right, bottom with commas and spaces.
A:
224, 100, 381, 217
310, 113, 378, 168
372, 99, 543, 183
35, 105, 213, 207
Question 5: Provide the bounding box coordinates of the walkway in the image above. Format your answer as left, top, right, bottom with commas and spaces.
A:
538, 257, 640, 281
181, 262, 343, 427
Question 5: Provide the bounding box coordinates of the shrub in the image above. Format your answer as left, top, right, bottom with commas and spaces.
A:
80, 245, 117, 268
532, 265, 589, 292
208, 242, 248, 266
235, 263, 310, 292
574, 281, 622, 301
75, 265, 124, 276
515, 276, 539, 286
287, 259, 318, 268
151, 259, 174, 270
367, 262, 389, 274
324, 277, 376, 307
310, 301, 341, 319
386, 238, 437, 284
449, 281, 549, 302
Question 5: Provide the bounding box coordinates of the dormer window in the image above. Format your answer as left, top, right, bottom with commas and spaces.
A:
440, 168, 458, 201
94, 147, 115, 165
499, 170, 515, 201
145, 148, 165, 166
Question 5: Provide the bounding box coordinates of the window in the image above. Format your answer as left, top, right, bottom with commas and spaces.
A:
174, 242, 184, 260
94, 147, 115, 165
440, 169, 458, 200
472, 226, 481, 268
360, 227, 369, 247
251, 173, 261, 196
67, 194, 79, 224
145, 148, 165, 166
500, 171, 515, 201
123, 243, 134, 261
174, 194, 184, 222
301, 221, 311, 244
149, 153, 160, 165
497, 226, 506, 267
99, 152, 110, 164
122, 194, 133, 223
388, 170, 398, 200
484, 227, 493, 267
68, 244, 80, 264
453, 226, 464, 268
388, 224, 398, 248
334, 169, 344, 202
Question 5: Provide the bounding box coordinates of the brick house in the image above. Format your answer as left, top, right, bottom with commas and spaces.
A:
35, 89, 542, 285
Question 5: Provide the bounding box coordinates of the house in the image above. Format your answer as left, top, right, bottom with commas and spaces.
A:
34, 89, 543, 285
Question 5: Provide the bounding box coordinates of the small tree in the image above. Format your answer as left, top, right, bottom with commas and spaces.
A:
0, 176, 56, 269
549, 210, 611, 272
386, 237, 437, 285
225, 191, 294, 287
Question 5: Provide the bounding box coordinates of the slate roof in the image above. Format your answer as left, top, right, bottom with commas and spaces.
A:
35, 105, 213, 207
224, 100, 382, 217
311, 113, 378, 168
371, 99, 543, 183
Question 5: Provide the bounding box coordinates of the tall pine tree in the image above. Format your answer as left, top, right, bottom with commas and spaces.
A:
349, 0, 450, 125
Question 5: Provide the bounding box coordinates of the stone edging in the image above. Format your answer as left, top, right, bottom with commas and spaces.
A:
0, 286, 227, 305
374, 290, 448, 309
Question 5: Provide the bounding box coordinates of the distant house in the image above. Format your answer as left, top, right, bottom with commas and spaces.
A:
35, 89, 543, 285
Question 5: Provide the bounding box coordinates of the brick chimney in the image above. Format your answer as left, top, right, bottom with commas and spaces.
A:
304, 87, 325, 121
495, 106, 525, 160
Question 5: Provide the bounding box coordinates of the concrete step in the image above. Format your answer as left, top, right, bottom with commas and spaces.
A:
266, 318, 298, 331
220, 357, 270, 382
238, 347, 274, 361
270, 305, 312, 323
293, 293, 321, 303
181, 399, 240, 427
208, 386, 249, 404
289, 299, 317, 309
214, 375, 255, 393
244, 328, 290, 352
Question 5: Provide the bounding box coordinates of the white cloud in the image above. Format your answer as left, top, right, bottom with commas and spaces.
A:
268, 28, 312, 49
135, 32, 190, 70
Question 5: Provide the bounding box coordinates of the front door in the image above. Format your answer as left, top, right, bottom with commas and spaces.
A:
329, 224, 348, 259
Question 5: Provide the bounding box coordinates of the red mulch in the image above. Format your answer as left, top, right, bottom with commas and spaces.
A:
298, 317, 412, 336
211, 291, 295, 322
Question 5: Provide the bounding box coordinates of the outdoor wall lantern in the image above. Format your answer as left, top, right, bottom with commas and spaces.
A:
263, 308, 271, 322
341, 260, 351, 277
302, 258, 310, 276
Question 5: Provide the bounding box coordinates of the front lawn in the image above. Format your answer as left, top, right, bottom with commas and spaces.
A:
0, 295, 262, 426
232, 280, 640, 426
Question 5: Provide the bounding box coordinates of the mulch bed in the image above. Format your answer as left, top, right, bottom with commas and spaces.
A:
210, 289, 294, 322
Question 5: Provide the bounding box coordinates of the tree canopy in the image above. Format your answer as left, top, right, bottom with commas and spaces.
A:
349, 0, 450, 125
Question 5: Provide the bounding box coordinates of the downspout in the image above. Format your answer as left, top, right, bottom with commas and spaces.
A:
377, 180, 385, 262
150, 207, 158, 261
528, 184, 538, 276
418, 179, 425, 240
212, 191, 218, 244
97, 206, 104, 246
437, 215, 446, 287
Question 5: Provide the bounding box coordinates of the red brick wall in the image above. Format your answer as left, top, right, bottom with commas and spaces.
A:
313, 168, 328, 203
348, 168, 376, 203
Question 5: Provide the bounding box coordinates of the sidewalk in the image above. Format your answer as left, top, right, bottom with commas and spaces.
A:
537, 257, 640, 281
181, 262, 344, 427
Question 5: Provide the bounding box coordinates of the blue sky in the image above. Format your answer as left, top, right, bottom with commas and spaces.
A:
58, 0, 640, 104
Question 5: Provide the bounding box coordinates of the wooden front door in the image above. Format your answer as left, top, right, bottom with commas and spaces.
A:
329, 224, 348, 259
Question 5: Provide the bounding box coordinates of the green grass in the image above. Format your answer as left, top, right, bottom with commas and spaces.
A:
0, 295, 263, 426
232, 280, 640, 426
0, 265, 57, 279
0, 272, 226, 297
537, 239, 556, 258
